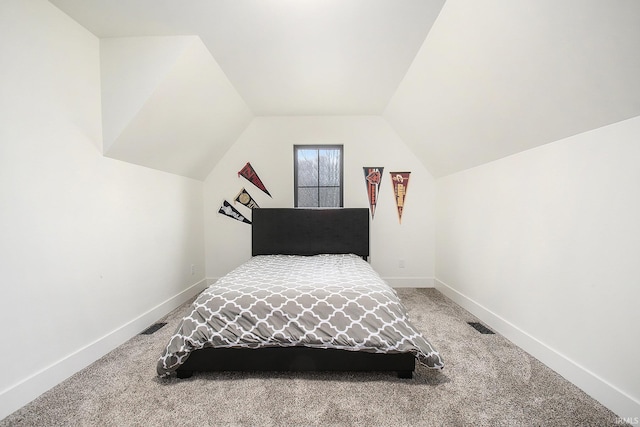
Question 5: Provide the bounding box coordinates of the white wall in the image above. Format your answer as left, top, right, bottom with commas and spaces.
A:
0, 1, 206, 419
204, 116, 436, 286
435, 115, 640, 419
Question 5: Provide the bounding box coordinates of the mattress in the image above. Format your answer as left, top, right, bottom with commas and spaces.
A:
157, 254, 444, 377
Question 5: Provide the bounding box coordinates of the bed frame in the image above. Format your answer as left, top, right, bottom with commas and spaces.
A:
176, 208, 415, 379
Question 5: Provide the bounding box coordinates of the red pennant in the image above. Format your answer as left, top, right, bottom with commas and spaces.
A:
363, 167, 384, 219
390, 172, 410, 224
238, 162, 271, 197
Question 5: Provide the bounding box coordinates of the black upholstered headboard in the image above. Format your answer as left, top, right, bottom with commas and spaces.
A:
252, 208, 369, 258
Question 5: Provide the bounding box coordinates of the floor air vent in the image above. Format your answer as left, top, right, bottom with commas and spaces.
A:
467, 322, 495, 334
141, 322, 167, 335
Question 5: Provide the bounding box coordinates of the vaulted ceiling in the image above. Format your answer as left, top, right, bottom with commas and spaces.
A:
50, 0, 640, 179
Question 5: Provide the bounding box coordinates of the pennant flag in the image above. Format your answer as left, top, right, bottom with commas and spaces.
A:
238, 162, 271, 197
218, 200, 251, 224
390, 172, 411, 224
363, 167, 384, 219
234, 187, 260, 209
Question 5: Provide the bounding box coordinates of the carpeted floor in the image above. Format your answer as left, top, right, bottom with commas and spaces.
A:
1, 288, 622, 426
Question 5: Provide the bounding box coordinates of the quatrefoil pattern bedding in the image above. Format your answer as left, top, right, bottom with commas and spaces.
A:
157, 254, 444, 377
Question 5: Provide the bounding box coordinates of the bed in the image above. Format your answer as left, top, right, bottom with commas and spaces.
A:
157, 208, 443, 379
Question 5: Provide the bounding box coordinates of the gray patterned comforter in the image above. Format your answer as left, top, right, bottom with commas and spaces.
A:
157, 254, 444, 377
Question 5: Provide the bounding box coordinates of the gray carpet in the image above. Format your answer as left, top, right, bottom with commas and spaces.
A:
1, 289, 622, 426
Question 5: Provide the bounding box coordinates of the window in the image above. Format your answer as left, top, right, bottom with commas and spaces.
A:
294, 145, 343, 207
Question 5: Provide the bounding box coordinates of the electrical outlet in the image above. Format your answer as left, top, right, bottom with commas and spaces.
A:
191, 264, 196, 275
398, 259, 405, 269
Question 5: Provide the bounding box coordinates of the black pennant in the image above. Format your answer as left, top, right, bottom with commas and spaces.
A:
218, 200, 251, 224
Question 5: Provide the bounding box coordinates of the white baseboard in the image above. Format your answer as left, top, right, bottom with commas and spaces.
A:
434, 278, 640, 421
0, 278, 208, 421
384, 276, 434, 288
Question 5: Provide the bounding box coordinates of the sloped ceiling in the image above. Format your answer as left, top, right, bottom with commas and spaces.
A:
385, 0, 640, 177
50, 0, 640, 179
100, 36, 253, 179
